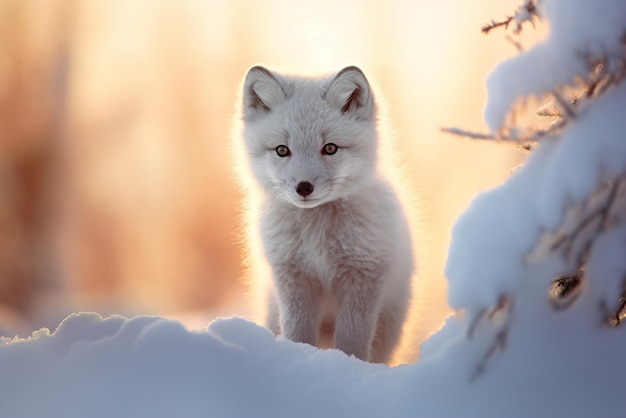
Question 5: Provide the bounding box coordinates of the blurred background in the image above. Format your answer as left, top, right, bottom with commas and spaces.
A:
0, 0, 541, 353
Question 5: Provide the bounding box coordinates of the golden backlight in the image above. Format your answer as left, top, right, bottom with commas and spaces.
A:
0, 0, 544, 359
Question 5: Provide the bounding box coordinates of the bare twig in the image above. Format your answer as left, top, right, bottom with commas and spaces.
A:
613, 292, 626, 326
440, 127, 497, 141
482, 17, 514, 35
466, 296, 509, 339
533, 117, 569, 139
551, 179, 622, 260
442, 111, 570, 144
481, 1, 538, 35
467, 308, 488, 339
467, 296, 512, 382
552, 91, 577, 120
536, 108, 562, 118
470, 328, 508, 382
505, 35, 524, 52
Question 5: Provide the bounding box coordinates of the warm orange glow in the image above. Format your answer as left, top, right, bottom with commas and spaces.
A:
0, 0, 546, 357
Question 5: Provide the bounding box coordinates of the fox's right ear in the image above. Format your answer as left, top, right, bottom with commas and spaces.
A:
243, 66, 286, 120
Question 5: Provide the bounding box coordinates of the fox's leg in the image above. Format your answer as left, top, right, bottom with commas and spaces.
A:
265, 288, 281, 335
273, 264, 322, 346
369, 306, 407, 364
333, 272, 382, 361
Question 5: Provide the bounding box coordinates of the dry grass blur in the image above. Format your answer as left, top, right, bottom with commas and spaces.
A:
0, 0, 544, 349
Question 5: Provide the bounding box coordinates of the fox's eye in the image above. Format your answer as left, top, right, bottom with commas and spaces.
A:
322, 143, 338, 155
275, 145, 291, 157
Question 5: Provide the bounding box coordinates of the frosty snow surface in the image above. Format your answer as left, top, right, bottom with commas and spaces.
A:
3, 0, 626, 416
1, 311, 625, 417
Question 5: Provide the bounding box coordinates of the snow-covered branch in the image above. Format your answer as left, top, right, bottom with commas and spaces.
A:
445, 0, 626, 382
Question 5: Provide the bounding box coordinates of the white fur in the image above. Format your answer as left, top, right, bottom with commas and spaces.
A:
241, 66, 414, 363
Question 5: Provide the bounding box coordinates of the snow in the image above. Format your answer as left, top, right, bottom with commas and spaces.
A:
484, 0, 626, 133
1, 308, 625, 417
1, 313, 395, 418
3, 0, 626, 416
585, 223, 626, 315
447, 81, 626, 313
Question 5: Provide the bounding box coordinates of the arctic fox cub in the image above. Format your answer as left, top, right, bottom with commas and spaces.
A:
241, 65, 414, 363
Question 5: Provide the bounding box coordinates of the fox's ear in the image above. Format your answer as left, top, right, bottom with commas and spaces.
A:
326, 66, 374, 121
243, 66, 286, 120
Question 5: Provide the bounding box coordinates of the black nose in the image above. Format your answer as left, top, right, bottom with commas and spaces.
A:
296, 181, 314, 197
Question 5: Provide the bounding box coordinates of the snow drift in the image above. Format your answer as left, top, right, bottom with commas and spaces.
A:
1, 308, 625, 417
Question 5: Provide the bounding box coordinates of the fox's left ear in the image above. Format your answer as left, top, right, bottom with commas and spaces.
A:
326, 66, 374, 121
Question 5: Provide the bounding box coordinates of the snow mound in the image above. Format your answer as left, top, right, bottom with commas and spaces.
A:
0, 313, 392, 418
1, 310, 626, 417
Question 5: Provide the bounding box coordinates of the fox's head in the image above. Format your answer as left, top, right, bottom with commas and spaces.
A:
241, 66, 379, 209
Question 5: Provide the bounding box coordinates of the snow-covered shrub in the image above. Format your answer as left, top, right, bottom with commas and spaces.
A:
445, 0, 626, 380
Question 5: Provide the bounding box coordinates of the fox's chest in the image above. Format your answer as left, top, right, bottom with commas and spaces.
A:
260, 201, 388, 281
261, 206, 342, 263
